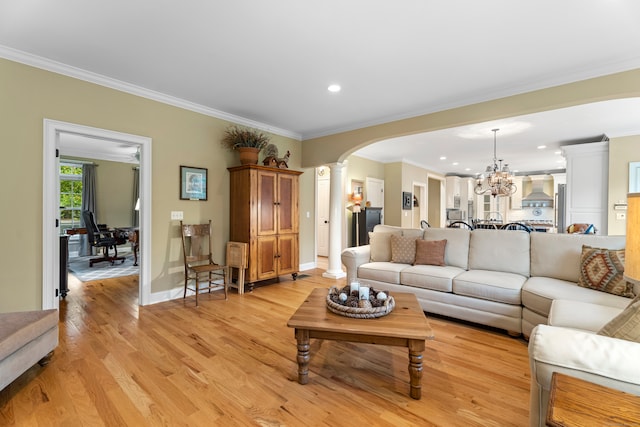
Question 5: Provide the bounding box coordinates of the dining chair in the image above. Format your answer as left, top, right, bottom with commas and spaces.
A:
500, 222, 532, 232
447, 221, 474, 230
180, 220, 228, 306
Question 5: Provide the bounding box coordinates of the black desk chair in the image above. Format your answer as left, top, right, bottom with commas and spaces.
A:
82, 210, 125, 267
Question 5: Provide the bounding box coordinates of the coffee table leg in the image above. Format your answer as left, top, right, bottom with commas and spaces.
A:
295, 328, 310, 384
408, 339, 425, 399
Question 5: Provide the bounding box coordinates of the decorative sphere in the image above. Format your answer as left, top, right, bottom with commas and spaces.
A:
339, 293, 348, 302
376, 291, 387, 301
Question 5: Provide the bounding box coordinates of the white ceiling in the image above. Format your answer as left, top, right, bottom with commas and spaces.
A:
2, 1, 640, 173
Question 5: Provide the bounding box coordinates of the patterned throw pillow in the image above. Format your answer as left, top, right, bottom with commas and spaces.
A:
414, 239, 447, 266
598, 301, 640, 342
369, 232, 400, 262
390, 234, 417, 264
577, 245, 634, 298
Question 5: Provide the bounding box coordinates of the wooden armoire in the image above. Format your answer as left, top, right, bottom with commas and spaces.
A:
228, 164, 303, 288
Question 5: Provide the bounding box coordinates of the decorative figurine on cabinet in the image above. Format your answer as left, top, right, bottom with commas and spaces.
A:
262, 143, 290, 169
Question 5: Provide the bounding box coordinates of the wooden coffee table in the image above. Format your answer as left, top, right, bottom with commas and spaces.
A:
287, 288, 434, 399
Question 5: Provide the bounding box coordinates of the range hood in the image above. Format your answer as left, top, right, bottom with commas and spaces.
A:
522, 177, 554, 208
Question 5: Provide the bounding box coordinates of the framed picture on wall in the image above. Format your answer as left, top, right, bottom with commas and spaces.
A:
180, 166, 208, 201
402, 191, 412, 210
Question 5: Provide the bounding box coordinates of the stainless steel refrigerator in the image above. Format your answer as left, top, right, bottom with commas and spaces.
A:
556, 184, 566, 233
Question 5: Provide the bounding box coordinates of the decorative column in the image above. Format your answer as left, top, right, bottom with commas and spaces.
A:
323, 162, 347, 279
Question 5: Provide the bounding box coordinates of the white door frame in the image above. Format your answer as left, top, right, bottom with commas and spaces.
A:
43, 119, 152, 309
412, 181, 427, 227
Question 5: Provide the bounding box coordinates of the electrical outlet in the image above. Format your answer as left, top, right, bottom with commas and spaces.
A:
171, 211, 183, 220
616, 212, 626, 220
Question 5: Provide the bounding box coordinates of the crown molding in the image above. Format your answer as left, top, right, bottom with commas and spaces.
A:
0, 45, 302, 141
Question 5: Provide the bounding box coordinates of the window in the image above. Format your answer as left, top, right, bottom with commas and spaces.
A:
60, 163, 83, 233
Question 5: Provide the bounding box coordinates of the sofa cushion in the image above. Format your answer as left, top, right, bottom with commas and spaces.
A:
390, 234, 417, 264
453, 269, 526, 305
522, 276, 630, 318
369, 231, 401, 262
577, 245, 633, 297
549, 299, 623, 332
400, 264, 464, 292
0, 309, 58, 361
424, 227, 470, 269
357, 262, 406, 284
468, 229, 530, 277
402, 228, 425, 239
414, 239, 446, 266
530, 233, 626, 282
598, 300, 640, 342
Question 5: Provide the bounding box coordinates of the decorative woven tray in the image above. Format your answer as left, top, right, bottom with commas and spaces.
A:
326, 285, 395, 319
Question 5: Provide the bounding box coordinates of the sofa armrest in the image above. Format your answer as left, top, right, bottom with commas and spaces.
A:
341, 245, 371, 283
528, 324, 640, 427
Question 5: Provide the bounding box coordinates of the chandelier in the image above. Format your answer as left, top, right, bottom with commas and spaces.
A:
474, 128, 517, 198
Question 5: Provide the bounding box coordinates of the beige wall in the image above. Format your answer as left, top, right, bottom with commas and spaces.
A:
428, 178, 442, 227
608, 135, 640, 235
401, 163, 439, 228
62, 157, 136, 227
0, 58, 305, 311
383, 163, 402, 226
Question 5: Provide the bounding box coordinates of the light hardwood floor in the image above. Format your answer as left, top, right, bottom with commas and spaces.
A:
0, 267, 531, 426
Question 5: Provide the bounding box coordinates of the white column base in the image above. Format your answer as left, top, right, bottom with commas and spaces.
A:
322, 270, 346, 279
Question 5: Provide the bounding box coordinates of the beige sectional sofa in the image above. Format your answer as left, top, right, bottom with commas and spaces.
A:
341, 225, 631, 337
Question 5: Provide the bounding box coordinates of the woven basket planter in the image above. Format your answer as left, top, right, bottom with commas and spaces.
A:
326, 286, 395, 319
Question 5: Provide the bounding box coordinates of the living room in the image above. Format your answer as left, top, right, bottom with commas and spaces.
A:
2, 2, 640, 425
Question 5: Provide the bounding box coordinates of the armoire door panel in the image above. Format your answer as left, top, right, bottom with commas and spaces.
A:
277, 174, 298, 235
256, 236, 277, 280
277, 234, 298, 275
257, 171, 277, 235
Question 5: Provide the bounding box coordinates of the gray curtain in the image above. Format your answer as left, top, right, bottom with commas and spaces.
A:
132, 167, 140, 226
78, 164, 97, 256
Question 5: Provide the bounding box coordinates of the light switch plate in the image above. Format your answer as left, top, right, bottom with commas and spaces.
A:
171, 211, 183, 220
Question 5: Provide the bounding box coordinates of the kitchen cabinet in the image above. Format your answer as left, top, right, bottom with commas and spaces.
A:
510, 176, 523, 210
562, 142, 608, 234
445, 176, 461, 209
228, 164, 303, 287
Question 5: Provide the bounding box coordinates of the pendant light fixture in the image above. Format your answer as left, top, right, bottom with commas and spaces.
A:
474, 128, 517, 197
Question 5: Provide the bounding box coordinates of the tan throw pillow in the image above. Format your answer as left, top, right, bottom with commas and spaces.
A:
414, 239, 447, 266
369, 232, 400, 262
577, 245, 633, 298
598, 301, 640, 342
390, 234, 417, 264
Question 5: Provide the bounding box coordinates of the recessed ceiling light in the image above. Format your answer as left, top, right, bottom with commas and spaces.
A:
452, 162, 459, 166
465, 168, 471, 171
555, 151, 562, 155
440, 156, 447, 160
537, 145, 546, 149
327, 84, 341, 93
